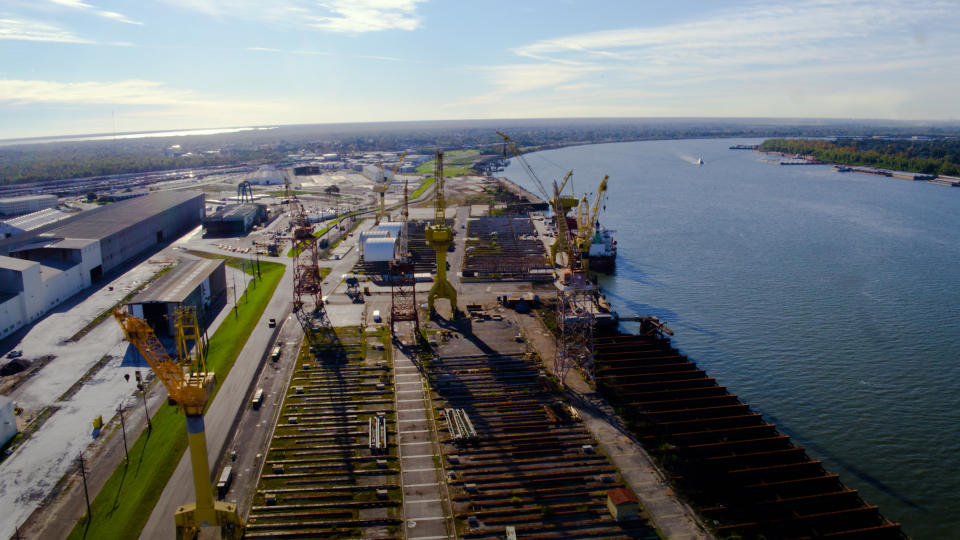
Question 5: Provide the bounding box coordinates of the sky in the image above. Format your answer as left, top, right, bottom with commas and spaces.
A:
1, 0, 959, 139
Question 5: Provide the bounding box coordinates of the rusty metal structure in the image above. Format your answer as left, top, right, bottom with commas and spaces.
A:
552, 178, 595, 386
390, 180, 419, 337
594, 333, 907, 539
290, 199, 322, 310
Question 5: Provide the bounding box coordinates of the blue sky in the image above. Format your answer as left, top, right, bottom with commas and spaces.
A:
1, 0, 958, 139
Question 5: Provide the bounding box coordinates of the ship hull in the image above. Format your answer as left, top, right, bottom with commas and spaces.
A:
588, 253, 616, 273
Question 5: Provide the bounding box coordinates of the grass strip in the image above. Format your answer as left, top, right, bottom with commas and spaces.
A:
66, 256, 285, 540
411, 176, 436, 198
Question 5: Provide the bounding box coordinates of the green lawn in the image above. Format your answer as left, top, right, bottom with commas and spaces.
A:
67, 257, 285, 540
287, 212, 361, 257
411, 176, 436, 199
415, 149, 480, 177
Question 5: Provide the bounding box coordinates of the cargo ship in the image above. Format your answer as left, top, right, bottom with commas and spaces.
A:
586, 224, 616, 272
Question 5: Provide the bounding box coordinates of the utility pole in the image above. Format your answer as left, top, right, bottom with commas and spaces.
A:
136, 370, 151, 431
78, 453, 91, 519
117, 404, 129, 464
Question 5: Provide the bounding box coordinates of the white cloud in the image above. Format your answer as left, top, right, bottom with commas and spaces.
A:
49, 0, 143, 25
0, 79, 197, 105
161, 0, 425, 32
455, 0, 960, 120
0, 17, 93, 43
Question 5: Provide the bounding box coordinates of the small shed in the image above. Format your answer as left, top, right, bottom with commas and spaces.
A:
606, 487, 640, 521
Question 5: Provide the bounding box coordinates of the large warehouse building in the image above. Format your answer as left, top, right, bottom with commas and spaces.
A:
0, 195, 57, 217
0, 191, 204, 340
203, 204, 267, 236
126, 258, 227, 336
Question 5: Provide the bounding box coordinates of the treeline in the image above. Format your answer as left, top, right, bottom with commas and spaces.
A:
0, 145, 283, 184
760, 138, 960, 176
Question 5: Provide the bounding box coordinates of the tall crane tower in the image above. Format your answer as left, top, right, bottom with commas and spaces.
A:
495, 131, 595, 385
424, 150, 458, 317
113, 307, 243, 540
496, 132, 578, 266
390, 180, 419, 338
576, 175, 609, 267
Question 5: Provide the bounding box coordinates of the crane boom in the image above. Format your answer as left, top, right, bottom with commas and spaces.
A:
113, 310, 208, 412
578, 175, 608, 254
496, 131, 550, 202
113, 308, 241, 538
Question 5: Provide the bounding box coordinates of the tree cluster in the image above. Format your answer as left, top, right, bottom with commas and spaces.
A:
760, 138, 960, 176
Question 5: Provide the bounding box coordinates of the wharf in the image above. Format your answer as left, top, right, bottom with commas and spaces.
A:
495, 177, 548, 211
592, 333, 907, 539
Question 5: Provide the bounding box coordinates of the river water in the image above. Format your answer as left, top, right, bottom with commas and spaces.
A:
502, 137, 960, 539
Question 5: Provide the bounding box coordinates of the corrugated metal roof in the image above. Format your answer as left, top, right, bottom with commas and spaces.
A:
3, 208, 70, 231
45, 191, 202, 241
0, 254, 37, 271
129, 258, 224, 304
206, 204, 260, 221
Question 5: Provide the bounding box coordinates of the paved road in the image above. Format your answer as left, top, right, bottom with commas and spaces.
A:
140, 266, 294, 539
219, 313, 302, 518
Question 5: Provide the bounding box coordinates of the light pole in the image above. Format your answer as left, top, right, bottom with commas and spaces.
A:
77, 453, 91, 519
136, 370, 151, 432
117, 404, 129, 464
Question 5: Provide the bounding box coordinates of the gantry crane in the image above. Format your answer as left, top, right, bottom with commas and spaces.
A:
495, 131, 578, 266
424, 150, 458, 317
114, 307, 243, 540
390, 179, 419, 336
576, 175, 609, 268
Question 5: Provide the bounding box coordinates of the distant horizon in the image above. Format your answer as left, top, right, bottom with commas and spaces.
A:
3, 1, 959, 140
3, 116, 960, 147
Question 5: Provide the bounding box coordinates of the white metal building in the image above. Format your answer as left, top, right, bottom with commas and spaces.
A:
0, 208, 70, 239
362, 237, 396, 262
0, 195, 57, 217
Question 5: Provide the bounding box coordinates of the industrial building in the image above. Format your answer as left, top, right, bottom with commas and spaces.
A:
1, 208, 70, 239
125, 258, 227, 336
0, 191, 204, 340
247, 166, 284, 185
0, 195, 57, 217
360, 222, 402, 262
203, 204, 267, 236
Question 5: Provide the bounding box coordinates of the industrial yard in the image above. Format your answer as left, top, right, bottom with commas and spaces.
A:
0, 148, 907, 540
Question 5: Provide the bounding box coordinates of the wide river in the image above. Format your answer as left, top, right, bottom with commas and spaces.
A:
502, 137, 960, 539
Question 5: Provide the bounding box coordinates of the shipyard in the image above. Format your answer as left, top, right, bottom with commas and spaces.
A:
0, 131, 920, 540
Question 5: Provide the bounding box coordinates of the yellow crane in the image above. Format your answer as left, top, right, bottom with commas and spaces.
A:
424, 150, 458, 316
113, 307, 243, 540
495, 131, 578, 266
576, 175, 609, 267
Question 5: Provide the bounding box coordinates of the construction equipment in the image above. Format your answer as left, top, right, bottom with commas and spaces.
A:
113, 307, 242, 540
424, 150, 458, 317
237, 181, 253, 204
496, 131, 578, 266
576, 175, 609, 267
390, 179, 419, 336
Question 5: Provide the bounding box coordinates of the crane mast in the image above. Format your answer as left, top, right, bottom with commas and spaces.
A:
113, 308, 243, 539
423, 150, 458, 317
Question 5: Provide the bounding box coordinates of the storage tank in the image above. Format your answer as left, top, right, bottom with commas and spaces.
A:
359, 230, 390, 258
363, 237, 397, 262
378, 222, 403, 239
